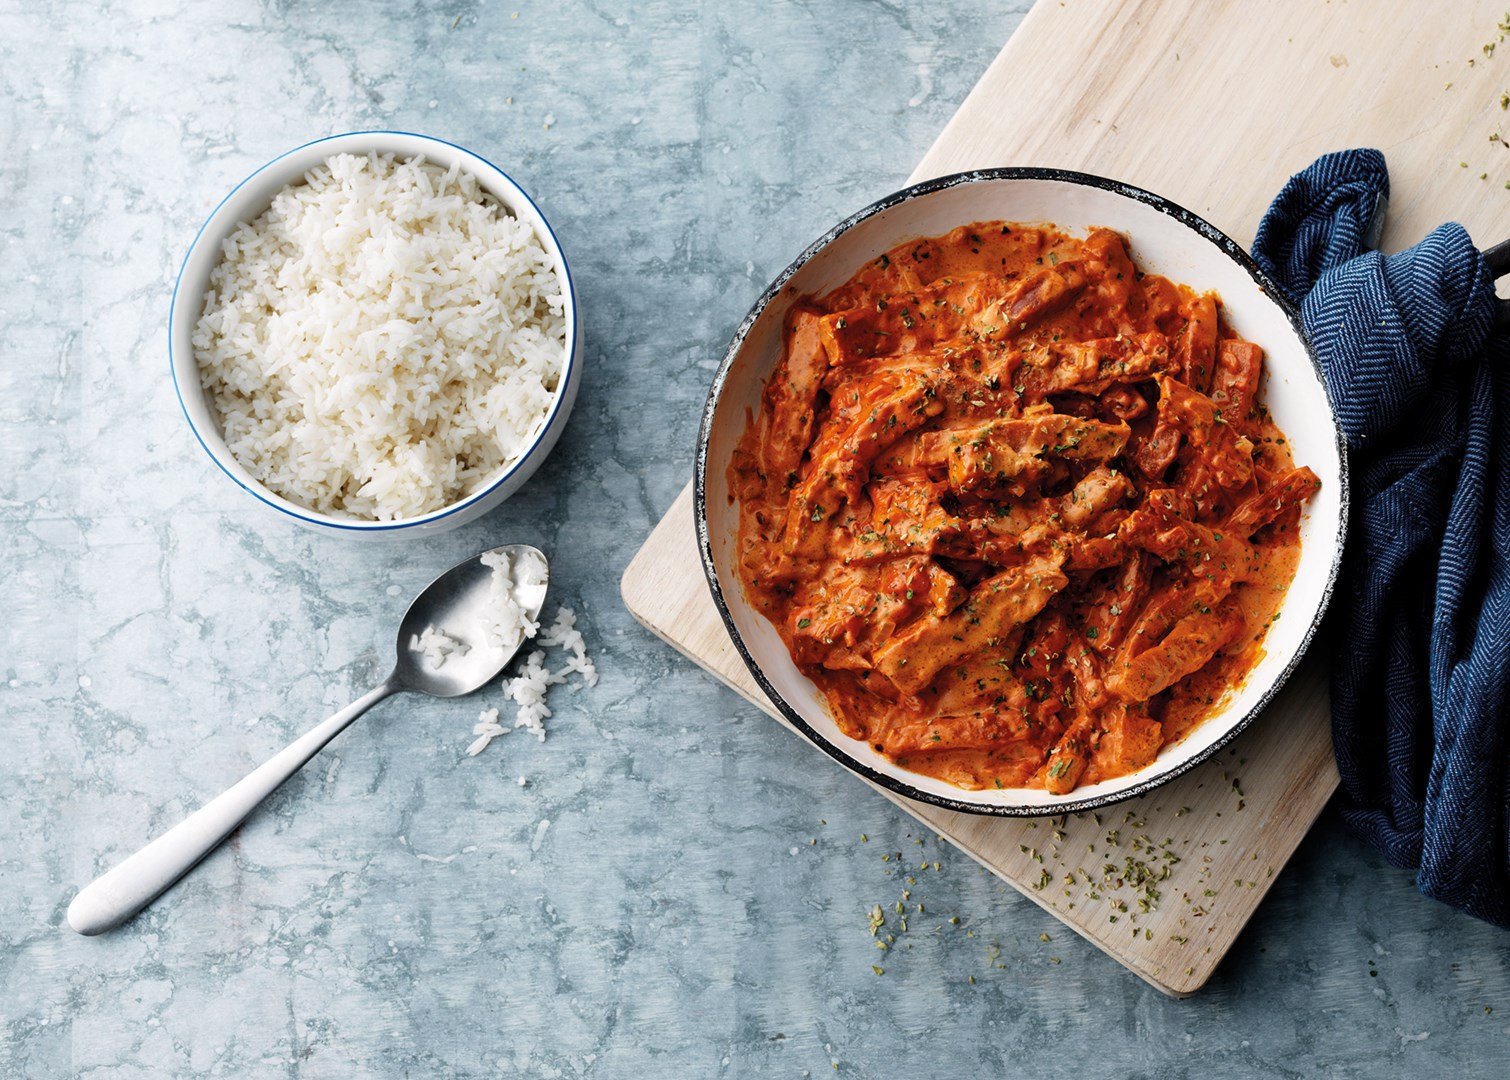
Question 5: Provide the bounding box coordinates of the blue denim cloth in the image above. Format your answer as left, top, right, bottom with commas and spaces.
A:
1253, 149, 1508, 928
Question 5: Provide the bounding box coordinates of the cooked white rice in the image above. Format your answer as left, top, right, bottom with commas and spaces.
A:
468, 707, 504, 758
466, 604, 597, 758
193, 151, 567, 521
499, 610, 598, 744
458, 546, 595, 759
481, 548, 543, 652
538, 606, 599, 689
506, 650, 558, 743
410, 624, 469, 668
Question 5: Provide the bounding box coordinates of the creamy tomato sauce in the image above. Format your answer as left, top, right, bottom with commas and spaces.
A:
731, 222, 1318, 795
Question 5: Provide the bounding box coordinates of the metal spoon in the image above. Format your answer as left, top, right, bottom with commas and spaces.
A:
66, 545, 549, 936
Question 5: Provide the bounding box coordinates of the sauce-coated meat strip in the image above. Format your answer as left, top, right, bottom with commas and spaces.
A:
1105, 602, 1246, 703
914, 412, 1130, 495
873, 553, 1067, 695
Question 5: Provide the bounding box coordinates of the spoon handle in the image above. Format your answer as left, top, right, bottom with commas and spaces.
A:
67, 675, 403, 936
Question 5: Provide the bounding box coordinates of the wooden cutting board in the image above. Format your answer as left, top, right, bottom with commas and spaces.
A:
623, 0, 1510, 995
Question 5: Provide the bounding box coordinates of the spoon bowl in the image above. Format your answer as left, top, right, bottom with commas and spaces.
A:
395, 545, 550, 697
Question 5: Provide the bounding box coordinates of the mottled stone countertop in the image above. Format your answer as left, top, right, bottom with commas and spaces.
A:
1, 1, 1505, 1077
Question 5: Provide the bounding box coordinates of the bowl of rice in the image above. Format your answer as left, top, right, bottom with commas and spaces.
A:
169, 131, 581, 536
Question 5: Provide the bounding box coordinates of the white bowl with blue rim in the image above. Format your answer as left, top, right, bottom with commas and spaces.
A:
169, 131, 581, 538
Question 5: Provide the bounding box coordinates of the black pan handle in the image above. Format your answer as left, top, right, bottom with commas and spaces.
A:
1486, 237, 1510, 278
1486, 238, 1510, 326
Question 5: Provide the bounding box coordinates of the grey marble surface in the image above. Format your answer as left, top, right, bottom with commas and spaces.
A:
1, 1, 1506, 1077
